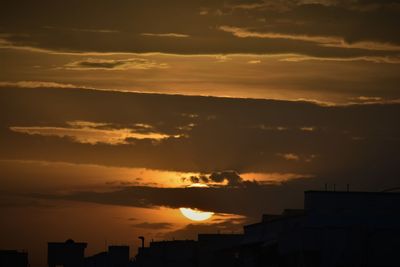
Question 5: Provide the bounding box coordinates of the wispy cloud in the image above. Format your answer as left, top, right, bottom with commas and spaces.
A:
219, 26, 400, 52
141, 33, 190, 38
10, 121, 177, 145
131, 222, 174, 229
278, 153, 300, 161
247, 59, 261, 64
0, 81, 77, 88
280, 54, 400, 64
64, 58, 168, 70
43, 26, 119, 34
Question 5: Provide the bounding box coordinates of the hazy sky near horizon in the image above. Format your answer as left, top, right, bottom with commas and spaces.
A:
1, 1, 400, 266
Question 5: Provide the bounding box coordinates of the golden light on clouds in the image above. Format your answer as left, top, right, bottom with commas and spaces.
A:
187, 183, 209, 188
9, 123, 175, 145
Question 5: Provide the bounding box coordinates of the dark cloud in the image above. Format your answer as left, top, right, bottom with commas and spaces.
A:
1, 87, 399, 182
34, 184, 298, 217
189, 175, 209, 184
0, 194, 55, 208
131, 222, 173, 230
209, 171, 243, 186
163, 219, 247, 240
64, 58, 168, 70
189, 176, 200, 183
1, 87, 400, 215
31, 168, 399, 217
188, 171, 252, 187
0, 0, 399, 59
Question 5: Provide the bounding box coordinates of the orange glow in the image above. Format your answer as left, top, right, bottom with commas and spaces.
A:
187, 183, 208, 188
179, 208, 214, 221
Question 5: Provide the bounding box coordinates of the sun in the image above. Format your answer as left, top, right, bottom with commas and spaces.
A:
179, 208, 214, 221
179, 183, 214, 221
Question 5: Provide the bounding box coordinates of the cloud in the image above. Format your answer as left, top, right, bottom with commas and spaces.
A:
219, 26, 400, 52
1, 0, 400, 59
1, 87, 400, 199
44, 26, 120, 34
0, 195, 55, 208
1, 86, 399, 218
9, 124, 175, 145
247, 59, 261, 64
64, 58, 168, 70
32, 183, 297, 217
300, 126, 315, 132
228, 0, 400, 11
279, 55, 400, 64
356, 96, 383, 102
219, 25, 340, 44
188, 175, 209, 184
278, 153, 300, 161
163, 219, 246, 240
131, 222, 174, 229
0, 81, 77, 88
186, 171, 259, 187
346, 96, 400, 105
209, 171, 243, 186
141, 33, 190, 38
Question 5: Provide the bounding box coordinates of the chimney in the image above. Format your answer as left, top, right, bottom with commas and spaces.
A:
138, 236, 145, 248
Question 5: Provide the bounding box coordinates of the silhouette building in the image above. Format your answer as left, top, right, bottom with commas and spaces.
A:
134, 234, 244, 267
135, 240, 197, 267
197, 234, 243, 267
85, 252, 108, 267
237, 190, 400, 267
0, 250, 29, 267
85, 245, 130, 267
48, 239, 87, 267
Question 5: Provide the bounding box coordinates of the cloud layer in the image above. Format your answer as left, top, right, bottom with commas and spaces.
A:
1, 0, 400, 61
1, 86, 399, 216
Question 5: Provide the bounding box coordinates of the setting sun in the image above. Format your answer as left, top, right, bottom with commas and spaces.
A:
179, 208, 214, 221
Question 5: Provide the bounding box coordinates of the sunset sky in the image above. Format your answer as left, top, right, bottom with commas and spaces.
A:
1, 1, 400, 266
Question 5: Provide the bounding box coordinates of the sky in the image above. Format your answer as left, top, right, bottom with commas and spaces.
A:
0, 0, 400, 266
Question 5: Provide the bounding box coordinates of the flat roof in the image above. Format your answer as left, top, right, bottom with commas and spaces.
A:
305, 190, 400, 195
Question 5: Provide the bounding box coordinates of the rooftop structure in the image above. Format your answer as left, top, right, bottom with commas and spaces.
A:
48, 239, 87, 267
